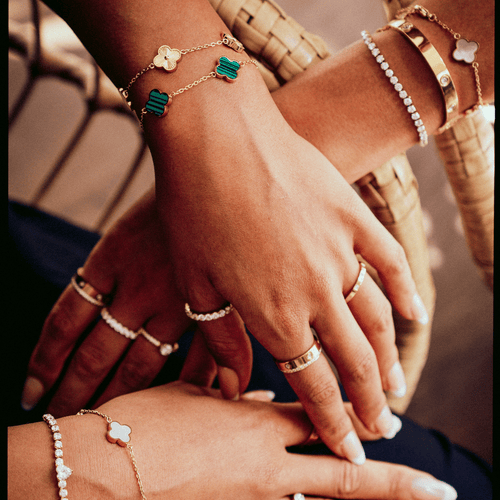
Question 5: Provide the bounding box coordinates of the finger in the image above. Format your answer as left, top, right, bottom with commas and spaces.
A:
270, 401, 397, 449
22, 277, 110, 411
47, 304, 143, 417
346, 271, 406, 397
283, 455, 457, 500
313, 294, 400, 441
280, 345, 367, 465
94, 312, 187, 406
180, 329, 218, 388
356, 226, 429, 325
193, 305, 253, 401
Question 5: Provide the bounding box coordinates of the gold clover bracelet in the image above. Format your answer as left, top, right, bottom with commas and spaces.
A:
138, 56, 258, 127
119, 33, 244, 101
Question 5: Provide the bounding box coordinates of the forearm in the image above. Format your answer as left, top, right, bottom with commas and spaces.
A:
272, 0, 494, 184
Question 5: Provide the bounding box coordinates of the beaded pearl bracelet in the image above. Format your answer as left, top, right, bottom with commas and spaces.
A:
42, 414, 73, 499
361, 30, 428, 147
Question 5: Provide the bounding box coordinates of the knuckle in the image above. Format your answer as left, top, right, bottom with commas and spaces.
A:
71, 343, 110, 382
303, 377, 340, 409
370, 299, 395, 339
386, 243, 408, 276
118, 357, 155, 391
349, 349, 378, 386
334, 460, 363, 496
43, 304, 78, 342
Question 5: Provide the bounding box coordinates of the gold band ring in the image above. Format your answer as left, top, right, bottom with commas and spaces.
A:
70, 268, 110, 307
138, 328, 180, 357
345, 262, 367, 303
184, 303, 234, 321
101, 308, 139, 340
275, 339, 322, 374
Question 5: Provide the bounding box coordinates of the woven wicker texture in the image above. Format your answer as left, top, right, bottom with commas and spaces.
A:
209, 0, 436, 412
434, 112, 494, 289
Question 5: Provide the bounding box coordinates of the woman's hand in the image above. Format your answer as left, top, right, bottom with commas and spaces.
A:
145, 63, 426, 462
9, 381, 458, 499
20, 190, 215, 416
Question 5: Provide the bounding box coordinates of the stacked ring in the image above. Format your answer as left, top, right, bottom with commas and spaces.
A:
275, 339, 322, 374
138, 328, 179, 357
345, 262, 367, 303
101, 308, 139, 339
184, 303, 234, 321
70, 268, 110, 307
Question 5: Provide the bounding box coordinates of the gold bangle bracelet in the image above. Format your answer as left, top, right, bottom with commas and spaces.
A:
386, 19, 459, 132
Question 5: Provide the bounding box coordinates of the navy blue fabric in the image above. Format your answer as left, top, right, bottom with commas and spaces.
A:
7, 200, 492, 498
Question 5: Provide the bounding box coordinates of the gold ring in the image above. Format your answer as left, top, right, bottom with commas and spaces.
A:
184, 302, 234, 321
70, 268, 110, 307
345, 262, 367, 303
138, 328, 180, 357
275, 339, 322, 374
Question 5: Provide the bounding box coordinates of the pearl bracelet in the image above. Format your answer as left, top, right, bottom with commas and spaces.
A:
43, 414, 73, 499
361, 30, 428, 147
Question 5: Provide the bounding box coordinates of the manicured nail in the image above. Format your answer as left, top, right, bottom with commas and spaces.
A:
412, 476, 457, 499
241, 390, 275, 401
413, 293, 429, 325
21, 376, 44, 411
388, 361, 407, 398
342, 430, 366, 465
376, 405, 402, 439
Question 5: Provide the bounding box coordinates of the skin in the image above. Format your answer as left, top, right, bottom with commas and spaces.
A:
8, 381, 458, 500
23, 0, 493, 464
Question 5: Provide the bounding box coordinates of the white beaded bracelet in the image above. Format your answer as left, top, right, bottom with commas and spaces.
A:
361, 30, 428, 147
43, 414, 73, 499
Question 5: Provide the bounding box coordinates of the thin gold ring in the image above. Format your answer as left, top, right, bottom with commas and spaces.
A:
138, 328, 180, 357
184, 302, 234, 321
275, 339, 322, 374
345, 262, 367, 303
70, 268, 110, 307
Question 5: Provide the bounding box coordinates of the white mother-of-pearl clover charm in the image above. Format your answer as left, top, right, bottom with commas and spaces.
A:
106, 421, 132, 447
153, 45, 182, 72
453, 38, 479, 64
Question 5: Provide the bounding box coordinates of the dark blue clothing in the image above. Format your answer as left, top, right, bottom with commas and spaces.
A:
7, 200, 492, 499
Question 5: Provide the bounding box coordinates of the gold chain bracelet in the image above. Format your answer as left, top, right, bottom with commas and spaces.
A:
119, 32, 244, 100
395, 5, 484, 132
77, 409, 147, 500
138, 56, 258, 127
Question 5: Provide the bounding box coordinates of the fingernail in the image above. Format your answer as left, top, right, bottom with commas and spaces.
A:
21, 376, 44, 411
241, 390, 275, 401
412, 476, 457, 499
376, 405, 402, 439
413, 293, 429, 325
342, 430, 366, 465
388, 361, 407, 398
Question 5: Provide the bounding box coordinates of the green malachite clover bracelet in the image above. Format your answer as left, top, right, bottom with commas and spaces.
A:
138, 55, 258, 127
117, 32, 257, 127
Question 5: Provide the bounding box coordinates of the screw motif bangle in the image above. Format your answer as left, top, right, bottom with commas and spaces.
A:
42, 414, 73, 499
361, 30, 428, 147
77, 409, 147, 500
119, 33, 244, 100
395, 4, 484, 132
